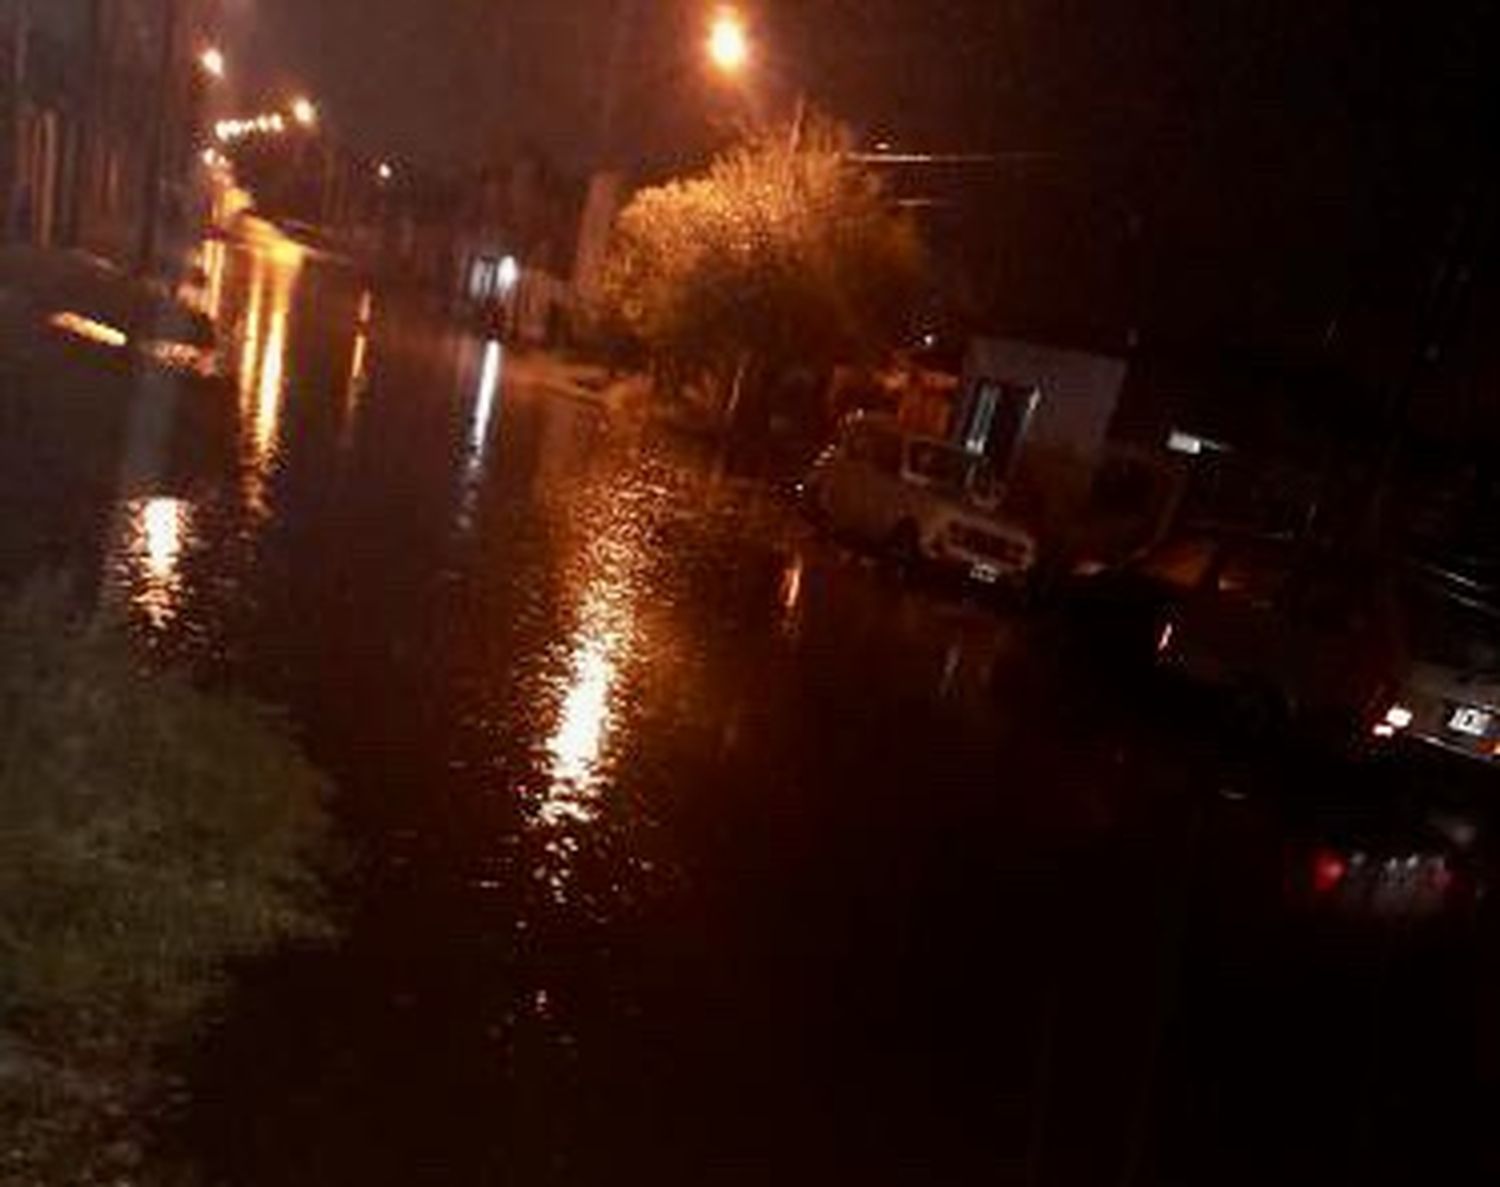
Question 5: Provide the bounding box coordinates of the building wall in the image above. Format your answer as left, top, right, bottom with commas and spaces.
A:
3, 0, 217, 267
962, 336, 1129, 549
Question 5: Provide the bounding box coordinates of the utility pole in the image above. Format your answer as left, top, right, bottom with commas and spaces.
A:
7, 0, 31, 239
596, 0, 639, 166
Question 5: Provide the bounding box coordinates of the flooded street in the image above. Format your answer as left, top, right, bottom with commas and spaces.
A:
4, 225, 1497, 1185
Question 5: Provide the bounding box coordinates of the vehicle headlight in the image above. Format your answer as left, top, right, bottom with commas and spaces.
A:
1372, 703, 1414, 739
1384, 705, 1414, 730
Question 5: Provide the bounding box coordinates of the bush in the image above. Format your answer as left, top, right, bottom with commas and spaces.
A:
0, 579, 333, 1182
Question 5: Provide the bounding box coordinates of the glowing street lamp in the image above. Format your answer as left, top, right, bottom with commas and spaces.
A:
199, 47, 226, 79
291, 97, 318, 128
708, 8, 750, 76
376, 161, 394, 183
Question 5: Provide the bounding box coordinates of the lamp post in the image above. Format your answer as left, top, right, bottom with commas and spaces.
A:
7, 0, 31, 239
705, 8, 806, 152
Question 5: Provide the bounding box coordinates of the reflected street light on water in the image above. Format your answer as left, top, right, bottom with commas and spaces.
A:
122, 497, 193, 629
236, 228, 306, 518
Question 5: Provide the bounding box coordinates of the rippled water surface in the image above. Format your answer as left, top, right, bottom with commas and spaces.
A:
4, 223, 1493, 1186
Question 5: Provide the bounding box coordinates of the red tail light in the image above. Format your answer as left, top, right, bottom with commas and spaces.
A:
1312, 850, 1348, 894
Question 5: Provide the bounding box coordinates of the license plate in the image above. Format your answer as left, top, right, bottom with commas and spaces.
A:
1448, 706, 1493, 737
970, 563, 1003, 585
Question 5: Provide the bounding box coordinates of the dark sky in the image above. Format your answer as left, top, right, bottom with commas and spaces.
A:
230, 0, 1490, 171
231, 0, 1084, 166
229, 0, 1493, 361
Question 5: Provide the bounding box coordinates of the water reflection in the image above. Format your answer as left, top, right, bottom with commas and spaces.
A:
235, 231, 304, 517
533, 526, 642, 896
779, 550, 805, 637
121, 496, 193, 628
342, 289, 375, 448
455, 337, 504, 530
183, 237, 228, 323
544, 636, 615, 822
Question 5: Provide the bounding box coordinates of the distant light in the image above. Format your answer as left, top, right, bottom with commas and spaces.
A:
1372, 722, 1397, 739
1384, 704, 1414, 730
291, 97, 318, 128
874, 140, 892, 152
921, 332, 937, 349
497, 255, 520, 293
269, 114, 286, 133
377, 161, 394, 183
199, 47, 225, 79
1312, 849, 1348, 894
1167, 430, 1204, 456
49, 310, 128, 349
708, 9, 750, 75
1167, 428, 1229, 457
1155, 621, 1175, 655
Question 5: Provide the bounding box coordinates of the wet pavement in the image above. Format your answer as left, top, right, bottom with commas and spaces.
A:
4, 223, 1499, 1185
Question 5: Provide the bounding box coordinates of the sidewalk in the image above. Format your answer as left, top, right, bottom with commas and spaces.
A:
505, 350, 650, 415
0, 244, 214, 359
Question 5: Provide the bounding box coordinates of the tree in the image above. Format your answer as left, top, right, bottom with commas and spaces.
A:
598, 119, 923, 419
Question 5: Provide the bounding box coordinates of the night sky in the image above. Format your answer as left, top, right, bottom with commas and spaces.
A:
228, 0, 1493, 363
230, 0, 1489, 167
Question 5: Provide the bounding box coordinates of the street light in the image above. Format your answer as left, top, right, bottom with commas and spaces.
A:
199, 47, 226, 80
291, 97, 318, 128
708, 8, 750, 76
376, 161, 394, 183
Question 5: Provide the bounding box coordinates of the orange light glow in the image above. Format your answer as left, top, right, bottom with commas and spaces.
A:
126, 497, 191, 628
201, 237, 227, 322
235, 225, 305, 516
255, 292, 290, 459
348, 333, 369, 392
49, 311, 128, 349
708, 9, 750, 74
545, 639, 615, 819
540, 537, 638, 830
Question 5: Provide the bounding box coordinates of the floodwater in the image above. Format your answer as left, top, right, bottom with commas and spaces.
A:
4, 222, 1498, 1185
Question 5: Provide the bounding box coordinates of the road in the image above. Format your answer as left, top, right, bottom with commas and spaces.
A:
3, 222, 1498, 1185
